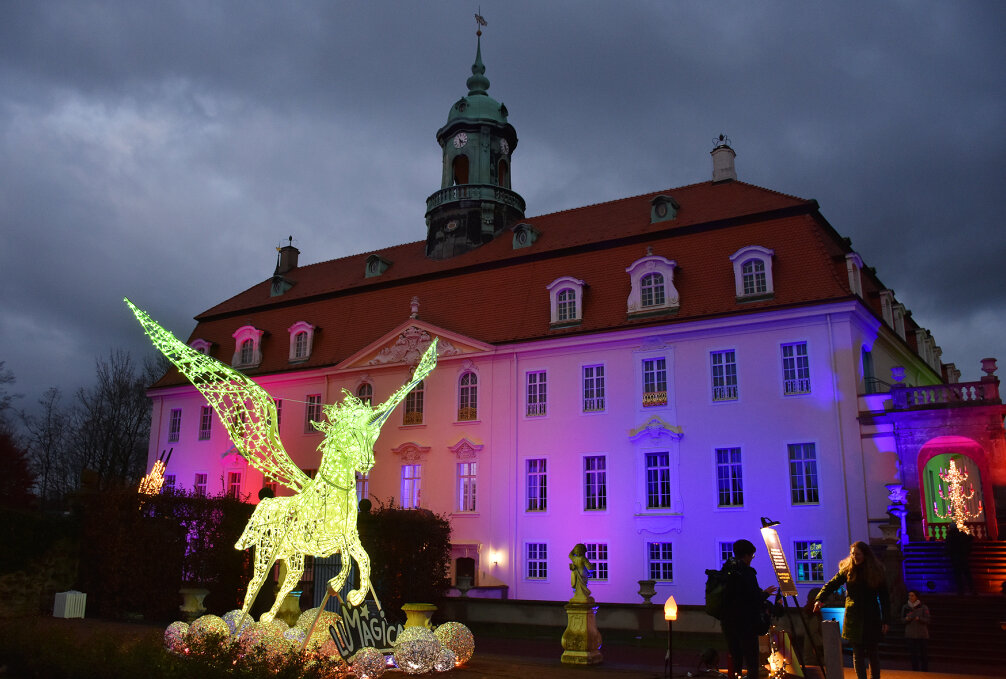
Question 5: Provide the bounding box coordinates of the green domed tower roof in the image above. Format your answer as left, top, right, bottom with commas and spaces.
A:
426, 30, 525, 260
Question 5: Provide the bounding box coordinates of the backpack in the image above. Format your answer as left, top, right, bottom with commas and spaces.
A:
704, 562, 732, 620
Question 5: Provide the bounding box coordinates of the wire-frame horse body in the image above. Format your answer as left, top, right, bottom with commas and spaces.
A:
126, 299, 438, 623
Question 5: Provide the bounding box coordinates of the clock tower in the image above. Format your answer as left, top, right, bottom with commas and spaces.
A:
425, 33, 525, 259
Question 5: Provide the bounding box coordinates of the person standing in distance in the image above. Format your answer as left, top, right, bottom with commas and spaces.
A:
722, 539, 778, 679
813, 541, 890, 679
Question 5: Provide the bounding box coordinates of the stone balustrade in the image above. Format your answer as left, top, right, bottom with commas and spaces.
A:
425, 184, 526, 213
891, 380, 1000, 410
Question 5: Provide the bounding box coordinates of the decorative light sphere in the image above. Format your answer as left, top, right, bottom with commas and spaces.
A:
187, 614, 229, 643
164, 621, 189, 654
433, 647, 457, 672
265, 617, 290, 633
434, 621, 474, 665
283, 626, 307, 647
222, 609, 253, 636
296, 607, 321, 628
351, 646, 387, 679
393, 628, 440, 675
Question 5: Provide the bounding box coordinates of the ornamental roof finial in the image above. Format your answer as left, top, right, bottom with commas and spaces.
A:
467, 12, 490, 96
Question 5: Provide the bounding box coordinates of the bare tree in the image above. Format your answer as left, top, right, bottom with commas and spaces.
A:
0, 360, 19, 423
20, 387, 72, 507
71, 350, 152, 491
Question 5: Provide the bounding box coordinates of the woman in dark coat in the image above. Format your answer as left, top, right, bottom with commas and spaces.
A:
814, 541, 890, 679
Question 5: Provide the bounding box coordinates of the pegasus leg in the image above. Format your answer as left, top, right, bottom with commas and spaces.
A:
346, 539, 371, 607
265, 552, 304, 623
235, 539, 277, 631
325, 542, 352, 597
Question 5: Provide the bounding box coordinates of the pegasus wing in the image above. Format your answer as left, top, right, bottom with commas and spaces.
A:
126, 299, 310, 493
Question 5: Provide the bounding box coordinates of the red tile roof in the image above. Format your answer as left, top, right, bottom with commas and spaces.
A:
152, 180, 901, 388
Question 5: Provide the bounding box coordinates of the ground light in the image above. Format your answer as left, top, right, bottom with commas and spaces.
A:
664, 594, 677, 678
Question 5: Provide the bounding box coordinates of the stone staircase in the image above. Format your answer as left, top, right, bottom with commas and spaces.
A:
903, 540, 1006, 595
880, 593, 1006, 668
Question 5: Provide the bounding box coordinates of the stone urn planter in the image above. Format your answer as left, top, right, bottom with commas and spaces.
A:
401, 603, 437, 628
637, 579, 657, 604
179, 587, 209, 621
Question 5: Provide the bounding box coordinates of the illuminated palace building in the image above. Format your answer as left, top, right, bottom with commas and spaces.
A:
147, 37, 1005, 604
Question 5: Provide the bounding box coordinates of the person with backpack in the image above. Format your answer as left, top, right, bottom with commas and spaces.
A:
721, 539, 778, 679
813, 541, 890, 679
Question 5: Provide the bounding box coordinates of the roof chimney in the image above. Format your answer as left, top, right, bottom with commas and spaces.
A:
274, 236, 300, 275
711, 134, 736, 183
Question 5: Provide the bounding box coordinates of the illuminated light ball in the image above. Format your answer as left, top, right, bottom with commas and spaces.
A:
223, 609, 253, 636
393, 627, 440, 675
433, 647, 457, 672
299, 610, 341, 649
296, 606, 322, 628
164, 621, 189, 654
351, 647, 387, 679
187, 614, 230, 644
265, 617, 290, 633
283, 626, 307, 648
434, 621, 475, 665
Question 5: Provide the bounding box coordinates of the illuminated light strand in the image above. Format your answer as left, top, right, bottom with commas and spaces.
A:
138, 459, 167, 495
125, 299, 438, 631
934, 458, 983, 534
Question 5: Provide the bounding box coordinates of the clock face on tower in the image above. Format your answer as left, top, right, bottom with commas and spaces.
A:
452, 132, 468, 149
499, 139, 509, 155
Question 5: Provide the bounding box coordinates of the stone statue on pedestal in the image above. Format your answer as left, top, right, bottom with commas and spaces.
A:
561, 543, 603, 665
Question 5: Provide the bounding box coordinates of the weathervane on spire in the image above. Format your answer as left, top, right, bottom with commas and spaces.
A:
475, 10, 487, 36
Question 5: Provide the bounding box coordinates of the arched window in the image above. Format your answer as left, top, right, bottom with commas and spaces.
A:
452, 155, 469, 185
357, 382, 373, 406
293, 331, 308, 359
240, 339, 254, 365
459, 372, 478, 421
741, 259, 767, 295
640, 273, 666, 307
404, 380, 424, 425
497, 158, 509, 187
557, 289, 576, 321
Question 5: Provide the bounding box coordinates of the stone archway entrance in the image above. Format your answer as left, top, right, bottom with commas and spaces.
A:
918, 436, 990, 539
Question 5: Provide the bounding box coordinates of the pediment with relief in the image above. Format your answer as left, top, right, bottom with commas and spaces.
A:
339, 320, 494, 369
628, 416, 683, 443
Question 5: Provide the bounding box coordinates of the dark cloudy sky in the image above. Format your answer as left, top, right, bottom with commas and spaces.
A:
2, 1, 1005, 415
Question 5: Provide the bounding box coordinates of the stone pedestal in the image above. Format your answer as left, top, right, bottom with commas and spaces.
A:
179, 587, 209, 621
401, 603, 437, 628
561, 600, 603, 665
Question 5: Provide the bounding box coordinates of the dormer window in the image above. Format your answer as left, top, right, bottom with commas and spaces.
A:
190, 339, 212, 355
512, 222, 539, 250
879, 290, 895, 327
650, 195, 680, 224
626, 255, 679, 315
729, 246, 775, 301
846, 253, 864, 297
546, 276, 585, 325
231, 325, 264, 368
287, 321, 315, 362
365, 255, 391, 278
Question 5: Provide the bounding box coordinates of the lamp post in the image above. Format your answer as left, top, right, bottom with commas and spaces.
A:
664, 594, 677, 679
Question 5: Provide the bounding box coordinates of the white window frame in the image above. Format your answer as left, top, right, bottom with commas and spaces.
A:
226, 471, 242, 498
525, 458, 547, 512
583, 455, 607, 511
274, 398, 282, 428
645, 450, 672, 509
194, 472, 208, 497
525, 542, 548, 580
642, 357, 668, 407
546, 276, 585, 324
718, 541, 735, 566
404, 380, 424, 425
584, 543, 608, 582
526, 371, 547, 417
879, 289, 895, 327
288, 321, 315, 362
626, 255, 679, 314
401, 463, 422, 509
782, 342, 812, 395
198, 406, 212, 440
305, 394, 322, 432
729, 245, 775, 299
356, 472, 369, 503
231, 325, 264, 368
846, 253, 863, 298
457, 461, 477, 513
715, 447, 744, 508
710, 350, 738, 402
647, 542, 674, 582
163, 474, 176, 491
356, 381, 373, 405
168, 408, 182, 443
582, 364, 605, 413
794, 539, 825, 583
458, 371, 478, 421
788, 442, 820, 505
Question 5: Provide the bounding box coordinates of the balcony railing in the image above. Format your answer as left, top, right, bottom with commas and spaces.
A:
457, 407, 478, 422
642, 391, 667, 407
583, 397, 605, 412
712, 385, 738, 401
403, 411, 424, 425
891, 380, 1001, 410
784, 378, 812, 395
526, 402, 547, 417
425, 184, 526, 214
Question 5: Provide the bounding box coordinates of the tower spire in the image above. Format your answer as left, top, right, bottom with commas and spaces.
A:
468, 13, 489, 96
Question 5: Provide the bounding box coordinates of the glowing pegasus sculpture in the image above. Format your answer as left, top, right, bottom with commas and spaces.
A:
125, 299, 438, 623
